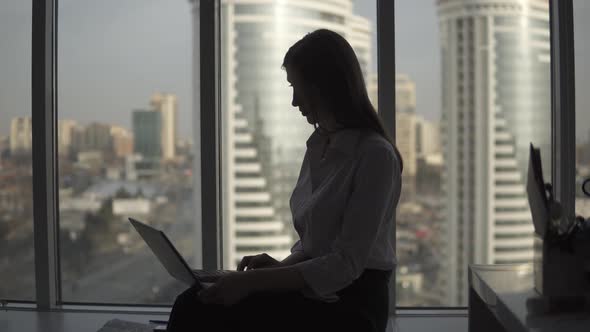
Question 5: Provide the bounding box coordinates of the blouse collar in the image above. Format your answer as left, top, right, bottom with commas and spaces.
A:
306, 127, 364, 156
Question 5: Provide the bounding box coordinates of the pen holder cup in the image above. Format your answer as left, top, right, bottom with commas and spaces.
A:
534, 234, 590, 297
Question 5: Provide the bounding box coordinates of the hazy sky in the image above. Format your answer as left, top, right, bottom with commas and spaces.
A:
1, 0, 589, 142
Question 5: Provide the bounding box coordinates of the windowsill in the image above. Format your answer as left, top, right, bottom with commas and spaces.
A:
60, 304, 171, 315
0, 308, 469, 332
0, 308, 169, 332
1, 303, 171, 315
2, 303, 466, 316
396, 308, 468, 317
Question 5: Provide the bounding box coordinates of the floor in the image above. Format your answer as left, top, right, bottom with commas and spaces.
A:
0, 308, 468, 332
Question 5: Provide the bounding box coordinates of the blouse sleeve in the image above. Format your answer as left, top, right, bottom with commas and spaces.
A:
293, 142, 401, 298
290, 239, 303, 253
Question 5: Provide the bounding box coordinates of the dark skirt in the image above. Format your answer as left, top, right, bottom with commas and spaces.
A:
166, 269, 392, 332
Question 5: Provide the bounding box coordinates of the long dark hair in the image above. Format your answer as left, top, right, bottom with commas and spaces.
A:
282, 29, 403, 173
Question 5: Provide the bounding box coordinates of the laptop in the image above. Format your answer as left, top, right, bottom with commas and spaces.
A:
128, 218, 236, 290
526, 143, 549, 237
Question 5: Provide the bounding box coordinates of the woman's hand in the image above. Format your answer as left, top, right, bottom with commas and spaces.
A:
198, 272, 258, 306
237, 253, 280, 271
199, 266, 307, 306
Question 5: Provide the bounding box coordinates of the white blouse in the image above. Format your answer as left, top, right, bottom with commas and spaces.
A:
290, 128, 402, 301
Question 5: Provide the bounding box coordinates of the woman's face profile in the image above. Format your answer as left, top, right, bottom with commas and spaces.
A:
286, 67, 316, 125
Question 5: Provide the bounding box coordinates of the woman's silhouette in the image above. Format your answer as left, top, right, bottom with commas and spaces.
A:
167, 29, 403, 332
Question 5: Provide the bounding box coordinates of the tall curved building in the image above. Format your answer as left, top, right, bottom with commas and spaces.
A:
223, 0, 372, 238
437, 0, 550, 305
228, 106, 293, 267
191, 1, 373, 268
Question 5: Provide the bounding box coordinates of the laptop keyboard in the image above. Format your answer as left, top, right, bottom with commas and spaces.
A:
192, 269, 236, 282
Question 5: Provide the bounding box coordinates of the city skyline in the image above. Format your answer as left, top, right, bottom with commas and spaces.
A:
2, 1, 589, 141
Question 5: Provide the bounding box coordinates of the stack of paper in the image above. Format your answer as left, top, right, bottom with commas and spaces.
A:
96, 319, 154, 332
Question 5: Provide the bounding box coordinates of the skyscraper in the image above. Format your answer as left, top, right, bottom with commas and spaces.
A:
111, 125, 134, 158
58, 120, 78, 157
10, 117, 32, 154
396, 74, 417, 113
415, 117, 441, 158
396, 111, 418, 200
227, 106, 293, 267
132, 110, 162, 160
150, 92, 177, 161
437, 0, 550, 305
189, 0, 373, 268
222, 0, 372, 245
72, 122, 113, 153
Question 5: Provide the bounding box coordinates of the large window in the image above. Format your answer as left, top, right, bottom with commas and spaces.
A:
574, 1, 590, 218
57, 0, 198, 305
0, 0, 35, 302
217, 0, 377, 271
4, 0, 580, 311
396, 0, 552, 306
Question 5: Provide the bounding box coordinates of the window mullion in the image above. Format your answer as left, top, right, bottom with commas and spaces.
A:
378, 0, 396, 315
550, 0, 576, 221
32, 0, 60, 310
200, 0, 222, 270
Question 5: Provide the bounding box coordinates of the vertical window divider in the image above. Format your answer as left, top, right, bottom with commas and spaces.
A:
550, 0, 576, 221
200, 0, 223, 270
32, 0, 61, 310
377, 0, 397, 314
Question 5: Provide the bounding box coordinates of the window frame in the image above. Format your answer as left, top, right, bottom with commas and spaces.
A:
377, 0, 397, 314
32, 0, 60, 310
16, 0, 575, 312
550, 0, 576, 219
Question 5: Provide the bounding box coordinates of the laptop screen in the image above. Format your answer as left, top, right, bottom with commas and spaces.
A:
526, 143, 549, 237
129, 218, 199, 288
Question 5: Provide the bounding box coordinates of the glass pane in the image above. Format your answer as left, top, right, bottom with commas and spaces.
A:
58, 0, 198, 304
396, 0, 552, 306
0, 1, 35, 302
574, 2, 590, 217
219, 0, 377, 268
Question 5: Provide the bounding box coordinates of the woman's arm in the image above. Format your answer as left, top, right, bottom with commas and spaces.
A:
246, 265, 307, 293
278, 250, 309, 267
199, 265, 307, 305
236, 244, 309, 294
242, 249, 310, 292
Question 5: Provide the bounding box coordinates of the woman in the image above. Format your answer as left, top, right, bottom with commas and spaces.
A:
167, 29, 403, 332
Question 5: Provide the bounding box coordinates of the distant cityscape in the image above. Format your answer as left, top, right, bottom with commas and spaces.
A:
2, 0, 590, 308
0, 76, 445, 304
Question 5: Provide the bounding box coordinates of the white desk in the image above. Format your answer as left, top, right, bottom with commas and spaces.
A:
469, 264, 590, 332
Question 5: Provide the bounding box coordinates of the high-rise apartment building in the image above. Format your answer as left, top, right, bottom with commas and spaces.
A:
132, 110, 162, 160
190, 0, 373, 267
10, 117, 32, 154
71, 122, 113, 154
396, 112, 418, 200
58, 120, 78, 157
368, 74, 417, 114
111, 125, 134, 158
397, 112, 418, 178
0, 136, 8, 165
226, 106, 293, 267
437, 0, 551, 305
224, 0, 372, 240
396, 74, 417, 113
150, 92, 177, 161
416, 117, 441, 158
